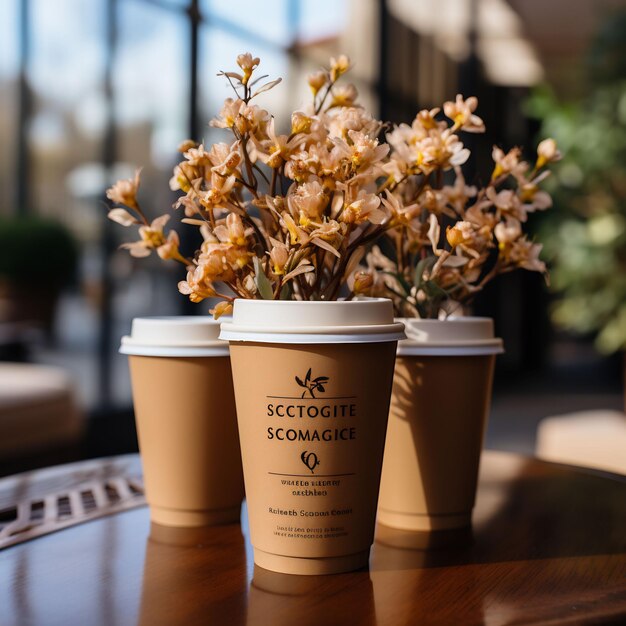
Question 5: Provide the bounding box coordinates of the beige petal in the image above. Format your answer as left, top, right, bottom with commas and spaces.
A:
120, 242, 151, 258
178, 281, 192, 295
311, 237, 341, 258
253, 78, 282, 96
150, 214, 170, 231
108, 208, 137, 227
283, 264, 315, 283
427, 214, 441, 252
443, 255, 469, 268
366, 208, 388, 225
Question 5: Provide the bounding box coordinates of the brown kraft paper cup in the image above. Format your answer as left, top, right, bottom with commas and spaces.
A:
129, 354, 245, 526
377, 318, 502, 540
221, 299, 405, 575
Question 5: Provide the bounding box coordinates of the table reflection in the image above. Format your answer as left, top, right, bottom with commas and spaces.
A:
248, 565, 377, 626
370, 540, 486, 625
375, 522, 473, 550
138, 523, 248, 626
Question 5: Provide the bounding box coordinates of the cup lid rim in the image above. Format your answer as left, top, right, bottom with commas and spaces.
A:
120, 315, 227, 352
220, 299, 405, 344
119, 341, 229, 357
397, 315, 503, 350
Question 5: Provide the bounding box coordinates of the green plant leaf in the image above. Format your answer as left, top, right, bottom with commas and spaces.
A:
380, 270, 411, 295
413, 256, 437, 288
421, 280, 447, 299
253, 257, 274, 300
415, 301, 429, 319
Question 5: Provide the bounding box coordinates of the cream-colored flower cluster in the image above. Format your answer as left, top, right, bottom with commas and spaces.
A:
106, 53, 560, 318
358, 124, 560, 317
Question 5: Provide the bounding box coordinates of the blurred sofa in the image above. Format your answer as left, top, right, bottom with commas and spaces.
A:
0, 363, 83, 468
536, 409, 626, 475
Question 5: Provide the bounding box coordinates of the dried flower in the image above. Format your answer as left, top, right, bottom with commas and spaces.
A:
269, 241, 289, 275
288, 180, 328, 223
236, 52, 260, 85
446, 221, 474, 248
415, 107, 441, 131
308, 70, 328, 96
119, 215, 170, 258
178, 268, 217, 303
352, 271, 374, 294
443, 95, 485, 133
340, 193, 386, 225
504, 238, 546, 273
156, 230, 181, 260
105, 52, 558, 320
210, 98, 244, 130
494, 218, 522, 244
362, 99, 558, 318
291, 112, 314, 135
536, 138, 562, 168
329, 55, 350, 82
210, 300, 233, 319
106, 169, 141, 209
178, 139, 197, 153
331, 84, 358, 108
492, 146, 526, 180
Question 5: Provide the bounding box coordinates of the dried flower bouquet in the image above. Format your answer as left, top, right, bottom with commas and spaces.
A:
106, 52, 560, 319
358, 123, 561, 318
107, 53, 393, 317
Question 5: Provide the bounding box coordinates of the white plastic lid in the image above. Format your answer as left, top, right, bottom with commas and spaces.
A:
219, 298, 406, 344
120, 316, 229, 357
397, 317, 504, 356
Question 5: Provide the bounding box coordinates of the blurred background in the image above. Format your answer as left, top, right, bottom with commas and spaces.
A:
1, 0, 624, 476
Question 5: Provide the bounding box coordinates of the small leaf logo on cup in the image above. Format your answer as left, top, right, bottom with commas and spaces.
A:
295, 368, 329, 398
301, 451, 320, 474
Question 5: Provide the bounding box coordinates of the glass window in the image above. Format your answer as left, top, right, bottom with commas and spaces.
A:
202, 0, 292, 46
28, 0, 106, 223
109, 0, 191, 406
23, 0, 107, 406
153, 0, 191, 8
0, 0, 19, 215
297, 0, 348, 42
22, 0, 191, 409
115, 0, 188, 168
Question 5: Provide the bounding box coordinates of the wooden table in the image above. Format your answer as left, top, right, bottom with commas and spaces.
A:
1, 451, 625, 625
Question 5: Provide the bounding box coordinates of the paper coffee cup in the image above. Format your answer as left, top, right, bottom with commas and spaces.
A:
221, 299, 405, 575
120, 316, 245, 527
377, 317, 503, 537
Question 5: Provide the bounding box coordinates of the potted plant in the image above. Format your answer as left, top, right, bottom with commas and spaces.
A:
0, 216, 78, 337
528, 79, 626, 403
106, 53, 405, 574
348, 100, 561, 543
